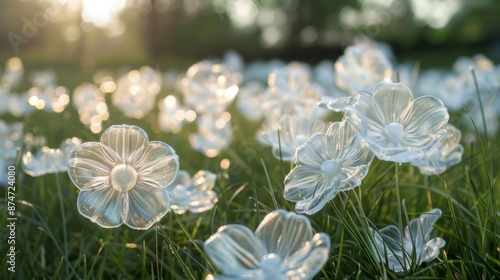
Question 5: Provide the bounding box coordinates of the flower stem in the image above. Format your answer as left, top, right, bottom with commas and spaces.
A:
424, 175, 432, 210
394, 163, 407, 271
55, 173, 69, 277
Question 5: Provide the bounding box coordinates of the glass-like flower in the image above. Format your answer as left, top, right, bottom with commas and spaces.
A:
158, 95, 196, 134
168, 170, 217, 214
0, 121, 23, 185
181, 60, 241, 114
189, 112, 233, 158
284, 121, 374, 214
260, 62, 323, 120
335, 42, 393, 93
204, 210, 330, 280
345, 82, 449, 163
31, 69, 56, 88
8, 91, 36, 117
23, 137, 83, 176
415, 70, 473, 111
412, 124, 463, 175
370, 209, 446, 273
27, 86, 70, 113
23, 147, 65, 177
67, 125, 179, 230
73, 83, 109, 133
2, 57, 24, 90
257, 114, 327, 162
244, 59, 285, 84
236, 82, 266, 122
112, 67, 162, 119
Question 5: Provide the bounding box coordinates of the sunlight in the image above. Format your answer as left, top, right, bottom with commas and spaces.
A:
81, 0, 127, 28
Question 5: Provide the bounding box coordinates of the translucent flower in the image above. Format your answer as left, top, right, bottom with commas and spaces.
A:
31, 69, 56, 88
23, 138, 82, 177
313, 60, 336, 91
261, 62, 323, 120
0, 120, 24, 163
8, 92, 36, 117
345, 82, 449, 163
415, 70, 473, 111
204, 210, 330, 280
67, 125, 179, 230
168, 170, 217, 214
370, 209, 446, 273
257, 115, 327, 162
189, 112, 233, 158
2, 57, 24, 90
0, 121, 23, 185
112, 67, 162, 119
73, 83, 109, 133
412, 124, 463, 175
244, 59, 285, 84
236, 82, 266, 122
158, 95, 196, 134
27, 86, 70, 113
223, 50, 245, 74
284, 121, 374, 214
335, 42, 393, 93
181, 60, 241, 114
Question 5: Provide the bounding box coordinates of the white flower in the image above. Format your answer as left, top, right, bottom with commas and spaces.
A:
284, 121, 374, 214
335, 42, 393, 93
0, 121, 23, 185
370, 209, 446, 273
345, 82, 449, 163
158, 95, 196, 134
23, 137, 82, 177
236, 82, 266, 122
67, 125, 179, 230
412, 124, 463, 175
204, 210, 330, 280
168, 170, 218, 214
8, 92, 36, 117
257, 114, 327, 162
181, 60, 241, 114
73, 83, 109, 133
189, 112, 233, 158
27, 86, 70, 113
112, 67, 162, 119
261, 62, 323, 120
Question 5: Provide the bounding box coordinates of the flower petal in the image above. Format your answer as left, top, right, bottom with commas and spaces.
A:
405, 96, 449, 135
100, 125, 149, 164
135, 141, 180, 188
77, 185, 124, 228
295, 132, 327, 167
286, 233, 331, 279
204, 225, 265, 275
255, 210, 313, 260
419, 237, 446, 264
284, 166, 323, 202
372, 82, 413, 124
124, 183, 171, 230
68, 142, 113, 190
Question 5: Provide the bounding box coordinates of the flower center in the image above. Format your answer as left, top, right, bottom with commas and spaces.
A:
110, 164, 138, 192
321, 159, 340, 173
260, 254, 283, 278
384, 122, 405, 143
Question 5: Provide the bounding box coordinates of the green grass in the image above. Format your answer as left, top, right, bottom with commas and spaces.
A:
1, 69, 500, 280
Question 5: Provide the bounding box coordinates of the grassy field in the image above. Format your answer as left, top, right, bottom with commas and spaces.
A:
1, 65, 499, 280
